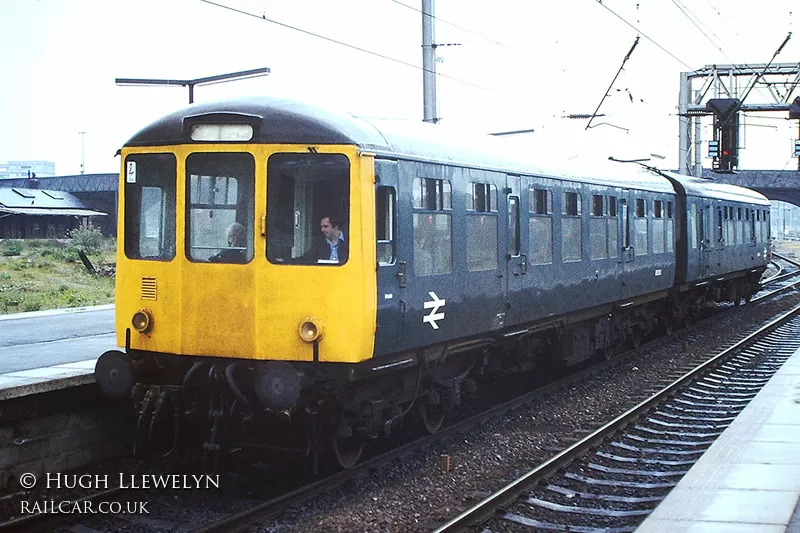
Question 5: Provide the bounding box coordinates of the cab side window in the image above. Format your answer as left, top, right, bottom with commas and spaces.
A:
124, 153, 176, 261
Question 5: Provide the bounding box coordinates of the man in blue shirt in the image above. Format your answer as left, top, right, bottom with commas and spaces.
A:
304, 215, 348, 263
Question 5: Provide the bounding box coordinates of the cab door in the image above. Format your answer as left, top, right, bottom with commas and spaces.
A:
373, 159, 407, 356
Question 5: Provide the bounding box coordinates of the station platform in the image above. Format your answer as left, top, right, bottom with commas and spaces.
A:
636, 345, 800, 532
0, 305, 113, 401
0, 357, 97, 401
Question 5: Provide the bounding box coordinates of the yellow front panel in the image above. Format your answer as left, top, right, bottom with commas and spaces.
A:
116, 145, 376, 364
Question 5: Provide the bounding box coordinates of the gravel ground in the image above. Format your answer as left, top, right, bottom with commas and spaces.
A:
252, 291, 800, 533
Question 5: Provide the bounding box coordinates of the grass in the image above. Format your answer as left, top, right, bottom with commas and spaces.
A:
0, 237, 115, 314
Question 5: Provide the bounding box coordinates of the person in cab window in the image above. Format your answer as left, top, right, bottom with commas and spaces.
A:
209, 222, 246, 263
305, 215, 348, 263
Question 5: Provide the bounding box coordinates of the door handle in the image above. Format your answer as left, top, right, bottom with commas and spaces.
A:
396, 261, 407, 288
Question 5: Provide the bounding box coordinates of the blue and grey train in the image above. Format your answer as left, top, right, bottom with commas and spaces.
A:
95, 97, 771, 468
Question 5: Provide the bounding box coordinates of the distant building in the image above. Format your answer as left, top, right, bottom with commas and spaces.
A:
0, 161, 56, 180
0, 187, 106, 239
0, 173, 118, 236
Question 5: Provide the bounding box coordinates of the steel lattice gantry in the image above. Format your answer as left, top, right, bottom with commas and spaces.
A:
679, 63, 800, 176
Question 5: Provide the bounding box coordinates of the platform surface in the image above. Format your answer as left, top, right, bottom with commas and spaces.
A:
636, 345, 800, 533
0, 305, 113, 399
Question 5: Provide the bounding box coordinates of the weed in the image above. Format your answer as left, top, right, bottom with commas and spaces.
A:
69, 227, 103, 254
23, 301, 42, 312
1, 242, 23, 256
0, 237, 115, 314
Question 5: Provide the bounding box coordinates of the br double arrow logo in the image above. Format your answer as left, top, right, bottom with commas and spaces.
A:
423, 291, 446, 330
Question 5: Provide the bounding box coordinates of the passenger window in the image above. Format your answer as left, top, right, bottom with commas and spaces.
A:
266, 153, 350, 265
666, 200, 674, 252
467, 183, 498, 271
186, 153, 254, 264
590, 194, 608, 259
652, 200, 664, 254
414, 177, 451, 210
634, 198, 647, 256
726, 206, 735, 246
413, 177, 452, 276
469, 183, 498, 212
531, 188, 552, 215
376, 186, 395, 265
608, 197, 618, 259
690, 203, 698, 249
529, 187, 553, 265
562, 191, 582, 261
508, 196, 521, 257
124, 153, 176, 261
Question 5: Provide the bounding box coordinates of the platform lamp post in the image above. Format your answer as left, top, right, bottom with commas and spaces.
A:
115, 67, 270, 104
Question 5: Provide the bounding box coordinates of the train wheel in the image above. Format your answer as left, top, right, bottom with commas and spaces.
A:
331, 432, 363, 469
418, 399, 446, 434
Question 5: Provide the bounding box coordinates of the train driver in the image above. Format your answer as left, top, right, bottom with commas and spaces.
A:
304, 215, 349, 263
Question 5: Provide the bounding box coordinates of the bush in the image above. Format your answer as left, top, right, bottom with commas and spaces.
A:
69, 226, 103, 254
1, 242, 23, 257
23, 301, 42, 312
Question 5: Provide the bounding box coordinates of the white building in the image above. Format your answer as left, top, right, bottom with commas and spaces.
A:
0, 160, 56, 180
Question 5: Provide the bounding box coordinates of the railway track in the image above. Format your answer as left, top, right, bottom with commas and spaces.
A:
433, 303, 800, 533
3, 268, 800, 533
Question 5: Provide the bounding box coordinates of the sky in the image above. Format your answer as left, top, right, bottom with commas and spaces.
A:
0, 0, 798, 176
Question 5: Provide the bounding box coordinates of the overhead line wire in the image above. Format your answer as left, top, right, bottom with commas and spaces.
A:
670, 0, 775, 103
670, 0, 724, 54
388, 0, 533, 57
674, 0, 727, 47
200, 0, 510, 96
593, 0, 696, 72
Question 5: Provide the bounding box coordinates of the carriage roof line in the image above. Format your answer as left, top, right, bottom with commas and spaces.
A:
124, 96, 768, 205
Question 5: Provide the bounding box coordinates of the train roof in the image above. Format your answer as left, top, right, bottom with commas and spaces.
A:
125, 97, 673, 194
663, 171, 770, 206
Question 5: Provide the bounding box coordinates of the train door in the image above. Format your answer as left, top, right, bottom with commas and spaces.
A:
614, 196, 627, 300
619, 193, 637, 300
505, 175, 526, 324
373, 159, 406, 355
685, 199, 703, 282
465, 171, 506, 331
699, 202, 715, 277
404, 162, 460, 347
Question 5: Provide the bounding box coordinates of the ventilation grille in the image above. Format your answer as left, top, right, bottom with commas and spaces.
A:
141, 277, 157, 300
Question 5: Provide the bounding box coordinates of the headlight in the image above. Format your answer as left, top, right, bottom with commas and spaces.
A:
132, 309, 153, 333
298, 316, 324, 342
